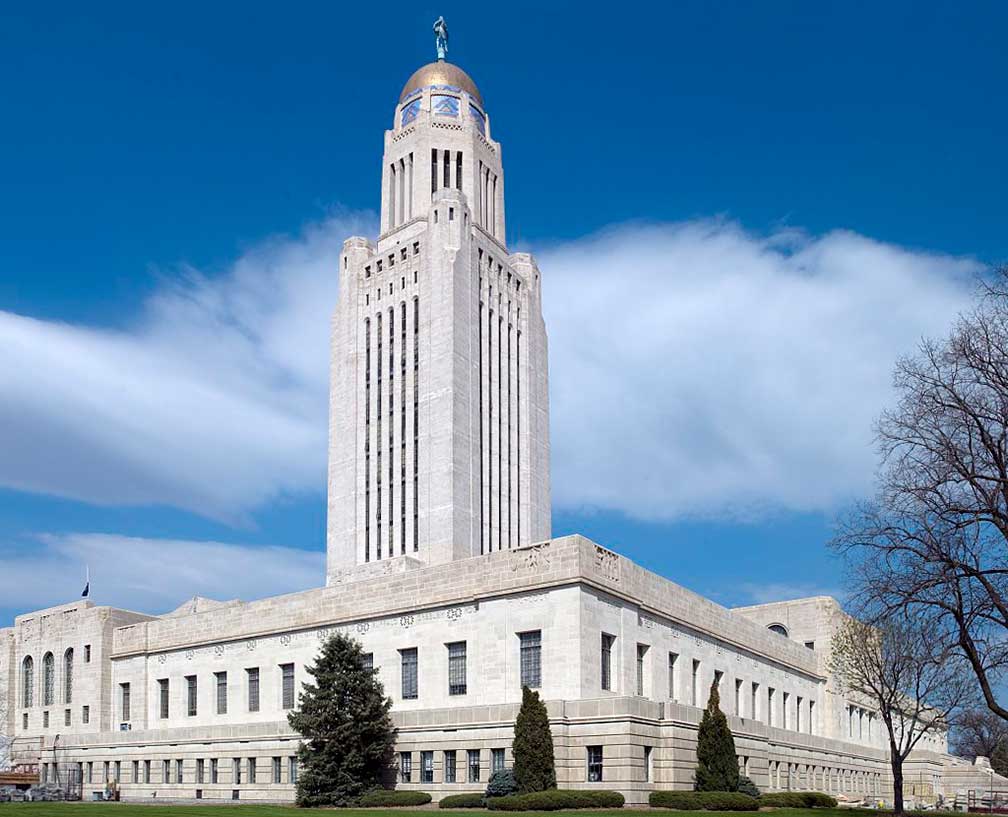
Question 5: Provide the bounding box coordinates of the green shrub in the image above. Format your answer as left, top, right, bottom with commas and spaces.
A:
355, 789, 433, 806
485, 769, 519, 798
439, 793, 486, 809
758, 791, 837, 808
736, 776, 760, 798
487, 789, 625, 810
650, 790, 758, 810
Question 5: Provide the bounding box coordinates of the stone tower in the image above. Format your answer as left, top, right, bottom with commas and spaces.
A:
326, 50, 550, 583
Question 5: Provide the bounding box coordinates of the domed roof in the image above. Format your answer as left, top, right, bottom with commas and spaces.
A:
399, 61, 482, 106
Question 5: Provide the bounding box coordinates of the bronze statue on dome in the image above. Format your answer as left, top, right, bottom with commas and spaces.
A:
433, 16, 448, 61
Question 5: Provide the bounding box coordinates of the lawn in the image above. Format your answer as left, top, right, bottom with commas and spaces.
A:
0, 806, 873, 817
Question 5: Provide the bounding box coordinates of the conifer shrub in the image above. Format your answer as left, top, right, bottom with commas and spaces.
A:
286, 632, 397, 806
758, 791, 837, 808
485, 768, 519, 798
695, 679, 740, 792
512, 686, 557, 793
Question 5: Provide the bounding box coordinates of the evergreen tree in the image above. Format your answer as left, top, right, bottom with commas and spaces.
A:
512, 686, 557, 793
694, 679, 740, 792
287, 632, 396, 806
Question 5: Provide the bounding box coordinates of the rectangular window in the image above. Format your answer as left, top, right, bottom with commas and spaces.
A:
448, 642, 467, 695
248, 757, 256, 783
176, 759, 183, 783
84, 645, 91, 663
82, 705, 90, 724
162, 759, 170, 783
421, 751, 434, 784
247, 668, 260, 712
735, 678, 744, 716
289, 757, 298, 784
644, 746, 653, 782
399, 752, 412, 783
797, 695, 803, 732
281, 663, 295, 709
600, 633, 614, 691
637, 644, 649, 696
132, 760, 139, 782
768, 687, 776, 727
159, 678, 169, 719
65, 708, 71, 726
668, 652, 678, 700
186, 675, 197, 716
233, 758, 242, 785
468, 749, 480, 782
115, 761, 121, 782
43, 711, 49, 728
272, 757, 281, 784
444, 751, 457, 783
783, 692, 791, 729
691, 660, 700, 706
809, 700, 816, 734
87, 761, 93, 783
144, 760, 151, 783
401, 648, 418, 699
121, 682, 131, 721
751, 682, 759, 721
492, 748, 505, 773
587, 746, 603, 782
211, 758, 218, 784
216, 671, 228, 714
362, 653, 374, 672
197, 759, 205, 784
519, 631, 541, 688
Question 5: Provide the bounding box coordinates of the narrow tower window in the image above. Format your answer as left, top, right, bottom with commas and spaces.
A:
431, 149, 438, 194
443, 149, 450, 189
413, 296, 420, 551
456, 152, 463, 190
365, 318, 371, 561
376, 312, 383, 557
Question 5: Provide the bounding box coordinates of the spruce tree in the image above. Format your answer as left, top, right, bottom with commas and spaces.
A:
287, 632, 396, 806
512, 685, 557, 793
694, 678, 740, 792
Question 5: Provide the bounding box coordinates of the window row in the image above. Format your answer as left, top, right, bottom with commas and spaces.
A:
19, 646, 91, 709
598, 638, 818, 736
70, 756, 299, 787
21, 705, 90, 731
767, 761, 881, 796
142, 664, 294, 721
365, 241, 421, 277
364, 269, 420, 306
370, 631, 542, 701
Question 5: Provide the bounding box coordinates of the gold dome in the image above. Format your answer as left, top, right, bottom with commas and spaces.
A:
399, 61, 483, 107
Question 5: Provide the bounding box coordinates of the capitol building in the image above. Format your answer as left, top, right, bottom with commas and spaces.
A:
0, 37, 992, 806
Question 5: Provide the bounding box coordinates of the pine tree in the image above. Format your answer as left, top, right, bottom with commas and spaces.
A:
512, 685, 557, 793
694, 678, 740, 792
287, 632, 397, 806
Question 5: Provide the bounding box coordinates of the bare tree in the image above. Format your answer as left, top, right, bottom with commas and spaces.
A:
834, 266, 1008, 720
830, 613, 974, 814
952, 707, 1008, 774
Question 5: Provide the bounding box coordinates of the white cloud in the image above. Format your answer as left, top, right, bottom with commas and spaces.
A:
0, 215, 981, 525
0, 533, 324, 616
735, 581, 842, 607
540, 221, 980, 519
0, 212, 372, 523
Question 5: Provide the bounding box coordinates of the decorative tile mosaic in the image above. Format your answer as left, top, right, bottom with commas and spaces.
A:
469, 103, 486, 135
432, 94, 460, 117
401, 98, 422, 126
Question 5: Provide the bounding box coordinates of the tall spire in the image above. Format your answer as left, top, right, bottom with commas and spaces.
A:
433, 16, 448, 61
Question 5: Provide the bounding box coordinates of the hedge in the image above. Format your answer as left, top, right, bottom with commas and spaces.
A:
758, 791, 838, 808
649, 791, 759, 811
439, 793, 487, 809
355, 790, 433, 807
486, 789, 625, 810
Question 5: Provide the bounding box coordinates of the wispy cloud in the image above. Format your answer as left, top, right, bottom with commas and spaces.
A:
736, 581, 843, 606
0, 215, 981, 528
0, 533, 324, 616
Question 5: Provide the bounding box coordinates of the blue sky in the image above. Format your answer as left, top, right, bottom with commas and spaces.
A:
1, 1, 1005, 625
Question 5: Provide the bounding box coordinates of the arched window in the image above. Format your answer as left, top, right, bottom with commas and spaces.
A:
22, 656, 34, 708
63, 648, 74, 704
43, 652, 55, 706
768, 623, 789, 638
